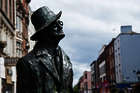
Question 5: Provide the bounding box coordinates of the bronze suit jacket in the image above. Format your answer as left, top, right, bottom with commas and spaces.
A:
16, 46, 73, 93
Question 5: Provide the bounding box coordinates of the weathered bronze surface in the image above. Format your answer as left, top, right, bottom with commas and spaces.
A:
16, 6, 73, 93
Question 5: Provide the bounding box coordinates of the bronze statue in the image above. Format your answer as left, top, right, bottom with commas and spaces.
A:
16, 6, 73, 93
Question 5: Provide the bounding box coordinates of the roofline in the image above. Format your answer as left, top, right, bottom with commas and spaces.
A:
115, 32, 140, 39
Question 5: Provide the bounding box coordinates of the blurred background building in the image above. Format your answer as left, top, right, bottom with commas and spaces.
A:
0, 0, 33, 93
78, 71, 92, 93
90, 25, 140, 93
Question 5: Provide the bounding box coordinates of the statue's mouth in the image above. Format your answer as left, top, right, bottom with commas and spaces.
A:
56, 31, 65, 40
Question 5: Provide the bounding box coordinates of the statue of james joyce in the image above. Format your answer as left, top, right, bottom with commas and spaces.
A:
16, 6, 73, 93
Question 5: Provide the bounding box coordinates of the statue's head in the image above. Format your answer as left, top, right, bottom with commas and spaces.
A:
30, 6, 65, 41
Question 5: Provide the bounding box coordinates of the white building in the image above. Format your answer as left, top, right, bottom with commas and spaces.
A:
114, 26, 140, 83
0, 0, 16, 92
0, 2, 16, 57
0, 57, 5, 93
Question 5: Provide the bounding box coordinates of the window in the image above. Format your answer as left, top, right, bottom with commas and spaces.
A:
16, 16, 22, 32
5, 0, 8, 14
112, 47, 113, 53
99, 61, 106, 78
20, 0, 23, 3
84, 82, 88, 90
16, 41, 22, 57
99, 64, 106, 76
118, 47, 120, 50
0, 0, 2, 9
85, 73, 87, 79
9, 0, 12, 20
7, 68, 13, 76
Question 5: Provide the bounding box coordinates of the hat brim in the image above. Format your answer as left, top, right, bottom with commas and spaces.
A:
30, 11, 62, 41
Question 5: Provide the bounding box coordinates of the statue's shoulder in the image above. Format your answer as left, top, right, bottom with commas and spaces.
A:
25, 48, 49, 58
17, 48, 51, 71
16, 50, 36, 66
59, 47, 70, 62
59, 46, 72, 68
59, 46, 68, 57
23, 48, 49, 63
22, 50, 35, 60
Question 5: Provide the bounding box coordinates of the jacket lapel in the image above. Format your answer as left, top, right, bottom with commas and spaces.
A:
35, 48, 60, 82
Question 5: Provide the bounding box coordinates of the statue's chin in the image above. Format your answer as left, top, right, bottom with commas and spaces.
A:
57, 34, 65, 40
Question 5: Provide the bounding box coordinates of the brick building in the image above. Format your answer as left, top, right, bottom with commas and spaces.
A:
90, 60, 101, 93
90, 25, 140, 93
16, 0, 31, 57
97, 45, 110, 93
79, 71, 92, 93
105, 39, 116, 87
0, 0, 31, 93
90, 39, 116, 93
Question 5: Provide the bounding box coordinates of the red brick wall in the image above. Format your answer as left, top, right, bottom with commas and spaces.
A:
80, 71, 92, 91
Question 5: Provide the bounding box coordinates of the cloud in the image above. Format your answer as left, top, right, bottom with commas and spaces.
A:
30, 0, 140, 86
72, 61, 90, 85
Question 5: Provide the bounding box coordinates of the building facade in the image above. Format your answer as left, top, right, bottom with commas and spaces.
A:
90, 61, 96, 92
97, 45, 110, 93
2, 57, 18, 93
114, 26, 140, 83
16, 0, 31, 57
0, 0, 31, 93
0, 0, 16, 57
79, 71, 92, 93
105, 39, 116, 87
0, 57, 5, 93
90, 25, 140, 93
90, 60, 100, 93
0, 0, 16, 92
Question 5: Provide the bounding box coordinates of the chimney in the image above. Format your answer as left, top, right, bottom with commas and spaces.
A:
121, 25, 132, 33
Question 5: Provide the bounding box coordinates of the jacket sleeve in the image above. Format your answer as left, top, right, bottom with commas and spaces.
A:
16, 58, 31, 93
68, 68, 74, 93
64, 54, 74, 93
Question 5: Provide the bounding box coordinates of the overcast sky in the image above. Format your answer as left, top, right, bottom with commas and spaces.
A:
30, 0, 140, 85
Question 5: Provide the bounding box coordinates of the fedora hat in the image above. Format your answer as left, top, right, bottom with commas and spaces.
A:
30, 6, 62, 40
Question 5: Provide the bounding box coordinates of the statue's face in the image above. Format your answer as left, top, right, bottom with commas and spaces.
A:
48, 19, 65, 40
37, 19, 65, 42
